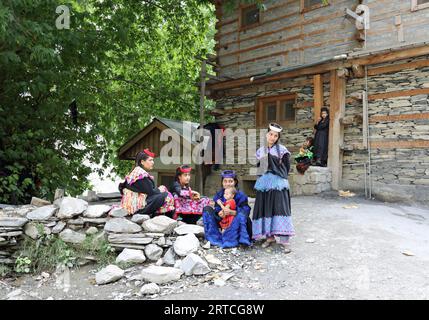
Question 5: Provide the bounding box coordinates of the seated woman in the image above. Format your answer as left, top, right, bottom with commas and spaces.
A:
118, 149, 175, 218
202, 170, 252, 248
170, 165, 211, 224
295, 136, 314, 174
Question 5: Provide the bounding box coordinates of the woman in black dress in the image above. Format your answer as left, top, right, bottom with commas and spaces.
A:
313, 107, 330, 167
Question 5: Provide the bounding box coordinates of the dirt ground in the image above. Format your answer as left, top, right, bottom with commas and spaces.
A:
1, 193, 429, 300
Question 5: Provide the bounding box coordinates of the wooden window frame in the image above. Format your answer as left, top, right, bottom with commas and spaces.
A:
239, 3, 261, 31
411, 0, 429, 11
300, 0, 330, 13
256, 93, 297, 129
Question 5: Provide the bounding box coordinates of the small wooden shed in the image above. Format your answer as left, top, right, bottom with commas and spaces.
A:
118, 117, 202, 189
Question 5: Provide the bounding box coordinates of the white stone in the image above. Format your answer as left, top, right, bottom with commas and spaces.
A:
180, 253, 211, 276
140, 283, 160, 295
116, 248, 146, 265
52, 221, 66, 234
27, 205, 57, 220
144, 244, 163, 261
86, 227, 98, 235
214, 279, 226, 287
24, 222, 50, 240
84, 205, 111, 218
205, 254, 222, 265
109, 207, 128, 218
104, 218, 142, 233
139, 266, 183, 284
0, 217, 28, 228
59, 229, 86, 244
131, 214, 150, 224
173, 233, 200, 257
95, 265, 124, 285
142, 215, 178, 234
202, 242, 211, 249
174, 224, 205, 236
30, 197, 51, 207
174, 260, 182, 269
57, 197, 88, 219
162, 247, 176, 266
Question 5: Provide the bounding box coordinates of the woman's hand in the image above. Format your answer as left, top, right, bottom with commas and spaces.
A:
218, 210, 225, 218
223, 208, 237, 216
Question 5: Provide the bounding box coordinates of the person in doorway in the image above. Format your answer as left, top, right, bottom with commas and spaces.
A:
313, 107, 330, 167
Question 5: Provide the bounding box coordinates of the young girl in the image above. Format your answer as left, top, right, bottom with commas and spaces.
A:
295, 137, 314, 174
170, 165, 211, 224
252, 123, 295, 253
216, 187, 237, 233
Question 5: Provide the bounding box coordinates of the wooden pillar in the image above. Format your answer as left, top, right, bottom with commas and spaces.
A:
313, 74, 324, 121
328, 69, 346, 190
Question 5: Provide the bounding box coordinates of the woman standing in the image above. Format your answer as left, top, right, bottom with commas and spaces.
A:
253, 123, 295, 253
202, 170, 252, 248
313, 107, 330, 167
170, 164, 211, 224
119, 149, 175, 217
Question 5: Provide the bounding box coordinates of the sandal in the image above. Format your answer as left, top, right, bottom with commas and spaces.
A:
261, 238, 275, 248
283, 244, 292, 254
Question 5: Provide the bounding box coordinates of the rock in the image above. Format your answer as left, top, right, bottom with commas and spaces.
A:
27, 205, 57, 221
174, 224, 205, 236
155, 258, 163, 266
86, 227, 98, 235
131, 214, 150, 224
84, 205, 111, 218
140, 266, 183, 284
95, 265, 124, 285
140, 283, 160, 295
202, 242, 211, 249
205, 254, 222, 265
6, 289, 24, 300
156, 236, 166, 246
142, 216, 178, 234
109, 207, 128, 218
107, 233, 153, 245
162, 247, 176, 266
214, 279, 226, 287
144, 244, 163, 261
30, 197, 51, 207
180, 253, 211, 276
173, 233, 200, 256
305, 238, 316, 243
116, 248, 146, 265
104, 218, 142, 233
174, 260, 182, 269
59, 229, 86, 244
57, 197, 88, 219
54, 188, 65, 201
52, 221, 66, 234
24, 222, 50, 240
0, 217, 28, 228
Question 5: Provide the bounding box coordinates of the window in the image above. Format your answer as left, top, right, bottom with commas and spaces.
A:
301, 0, 329, 13
256, 94, 296, 128
240, 4, 260, 29
411, 0, 429, 11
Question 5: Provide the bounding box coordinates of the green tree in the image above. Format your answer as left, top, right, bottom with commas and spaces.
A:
0, 0, 215, 204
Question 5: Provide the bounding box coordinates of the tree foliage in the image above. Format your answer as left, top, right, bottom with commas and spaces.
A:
0, 0, 215, 204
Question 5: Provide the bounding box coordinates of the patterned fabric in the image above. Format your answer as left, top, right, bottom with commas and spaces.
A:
155, 185, 175, 214
120, 188, 147, 215
256, 144, 290, 160
125, 166, 154, 185
174, 196, 211, 216
252, 215, 295, 240
254, 172, 289, 192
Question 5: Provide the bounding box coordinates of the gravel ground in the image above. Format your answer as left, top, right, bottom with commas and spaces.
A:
1, 194, 428, 300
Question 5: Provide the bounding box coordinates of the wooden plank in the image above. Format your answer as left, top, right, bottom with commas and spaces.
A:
313, 74, 323, 122
352, 45, 429, 67
369, 112, 429, 123
367, 59, 429, 76
328, 69, 346, 190
368, 88, 429, 100
370, 140, 429, 149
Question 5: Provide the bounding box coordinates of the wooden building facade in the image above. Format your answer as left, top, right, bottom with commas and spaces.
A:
207, 0, 429, 204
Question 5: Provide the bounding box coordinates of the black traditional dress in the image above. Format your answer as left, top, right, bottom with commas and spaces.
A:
252, 143, 295, 244
314, 117, 329, 166
119, 166, 175, 217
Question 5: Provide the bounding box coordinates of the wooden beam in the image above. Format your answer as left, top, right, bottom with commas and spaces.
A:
367, 58, 429, 76
369, 112, 429, 123
313, 74, 324, 122
352, 45, 429, 67
370, 140, 429, 149
328, 69, 346, 190
368, 88, 429, 100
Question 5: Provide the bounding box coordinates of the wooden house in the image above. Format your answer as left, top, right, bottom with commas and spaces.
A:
206, 0, 429, 204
